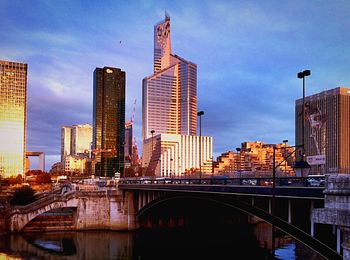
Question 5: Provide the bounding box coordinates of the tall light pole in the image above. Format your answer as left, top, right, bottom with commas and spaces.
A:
150, 130, 155, 175
197, 111, 204, 180
297, 69, 311, 176
236, 147, 241, 178
283, 139, 288, 174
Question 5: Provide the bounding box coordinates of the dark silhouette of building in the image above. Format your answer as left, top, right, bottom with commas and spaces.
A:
93, 67, 125, 177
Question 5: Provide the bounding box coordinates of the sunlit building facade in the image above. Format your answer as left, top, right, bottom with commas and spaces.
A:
213, 141, 295, 175
61, 126, 72, 163
61, 124, 92, 163
0, 60, 27, 178
93, 67, 125, 177
296, 87, 350, 174
142, 134, 213, 176
142, 14, 197, 142
71, 124, 92, 155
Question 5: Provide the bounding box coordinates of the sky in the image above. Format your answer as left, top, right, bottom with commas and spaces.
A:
1, 0, 350, 170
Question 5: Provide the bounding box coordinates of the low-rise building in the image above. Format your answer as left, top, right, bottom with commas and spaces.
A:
142, 133, 213, 176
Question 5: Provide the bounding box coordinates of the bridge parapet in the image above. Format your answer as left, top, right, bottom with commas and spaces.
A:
313, 174, 350, 259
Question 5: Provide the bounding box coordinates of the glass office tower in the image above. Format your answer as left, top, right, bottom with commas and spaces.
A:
0, 60, 27, 178
93, 67, 125, 177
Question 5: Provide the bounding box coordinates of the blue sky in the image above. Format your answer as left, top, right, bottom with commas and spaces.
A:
1, 0, 350, 170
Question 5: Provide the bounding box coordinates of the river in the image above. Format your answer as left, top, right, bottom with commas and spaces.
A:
0, 219, 325, 259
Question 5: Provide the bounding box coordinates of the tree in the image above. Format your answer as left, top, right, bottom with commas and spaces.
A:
10, 186, 36, 205
5, 174, 23, 185
35, 172, 52, 184
26, 170, 45, 176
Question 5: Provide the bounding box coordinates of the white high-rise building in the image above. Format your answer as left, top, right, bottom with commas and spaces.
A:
142, 15, 213, 175
142, 14, 197, 141
71, 124, 93, 155
143, 134, 213, 176
61, 124, 92, 164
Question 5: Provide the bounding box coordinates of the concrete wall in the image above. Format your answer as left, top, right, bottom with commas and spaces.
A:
5, 190, 137, 233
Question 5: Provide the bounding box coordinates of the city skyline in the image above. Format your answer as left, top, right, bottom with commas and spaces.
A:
1, 1, 350, 169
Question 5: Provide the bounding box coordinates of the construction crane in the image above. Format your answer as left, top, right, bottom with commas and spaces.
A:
125, 98, 137, 127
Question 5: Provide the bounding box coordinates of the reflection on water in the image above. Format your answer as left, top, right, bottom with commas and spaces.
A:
0, 222, 324, 260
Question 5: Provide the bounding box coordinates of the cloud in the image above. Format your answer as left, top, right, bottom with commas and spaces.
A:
2, 0, 350, 169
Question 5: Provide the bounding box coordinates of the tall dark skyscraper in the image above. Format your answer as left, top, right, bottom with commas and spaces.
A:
93, 67, 125, 177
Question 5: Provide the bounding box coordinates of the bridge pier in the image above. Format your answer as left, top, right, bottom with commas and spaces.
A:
313, 174, 350, 259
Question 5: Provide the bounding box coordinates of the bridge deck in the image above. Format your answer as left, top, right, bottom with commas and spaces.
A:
119, 183, 324, 199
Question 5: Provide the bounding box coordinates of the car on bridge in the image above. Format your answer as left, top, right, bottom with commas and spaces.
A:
306, 175, 325, 187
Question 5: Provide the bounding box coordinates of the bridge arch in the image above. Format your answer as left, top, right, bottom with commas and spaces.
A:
6, 192, 80, 232
137, 193, 341, 260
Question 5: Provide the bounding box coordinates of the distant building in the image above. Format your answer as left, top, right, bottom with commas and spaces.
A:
50, 162, 63, 174
71, 124, 92, 155
63, 154, 91, 175
93, 67, 125, 177
61, 126, 72, 163
124, 122, 133, 167
142, 133, 213, 176
25, 151, 45, 173
0, 60, 27, 178
142, 14, 197, 142
213, 141, 295, 175
61, 124, 92, 171
296, 87, 350, 174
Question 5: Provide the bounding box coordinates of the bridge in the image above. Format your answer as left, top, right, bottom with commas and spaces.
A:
118, 175, 343, 259
2, 187, 136, 233
2, 175, 350, 259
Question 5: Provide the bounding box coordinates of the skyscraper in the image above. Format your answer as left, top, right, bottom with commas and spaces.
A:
61, 124, 92, 161
71, 124, 92, 155
0, 60, 27, 178
142, 14, 197, 142
296, 87, 350, 174
93, 67, 125, 177
61, 126, 72, 163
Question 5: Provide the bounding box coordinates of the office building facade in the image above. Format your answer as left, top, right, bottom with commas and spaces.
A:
0, 60, 27, 177
142, 14, 197, 142
61, 124, 92, 162
295, 87, 350, 174
61, 126, 72, 163
142, 133, 213, 176
93, 67, 125, 177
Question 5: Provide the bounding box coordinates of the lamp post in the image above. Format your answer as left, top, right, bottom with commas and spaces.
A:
197, 111, 204, 180
150, 130, 155, 175
283, 140, 288, 174
297, 69, 311, 176
271, 143, 310, 257
170, 158, 173, 178
236, 148, 241, 178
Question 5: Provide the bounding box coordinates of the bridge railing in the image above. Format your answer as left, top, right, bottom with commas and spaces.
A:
119, 175, 325, 188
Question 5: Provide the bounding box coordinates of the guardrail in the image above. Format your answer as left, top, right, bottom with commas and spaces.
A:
120, 176, 326, 188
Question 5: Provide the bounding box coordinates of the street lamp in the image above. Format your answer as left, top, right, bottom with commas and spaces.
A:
150, 130, 155, 175
197, 111, 204, 180
297, 69, 311, 176
236, 148, 241, 178
170, 158, 173, 178
283, 140, 288, 174
271, 142, 310, 257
